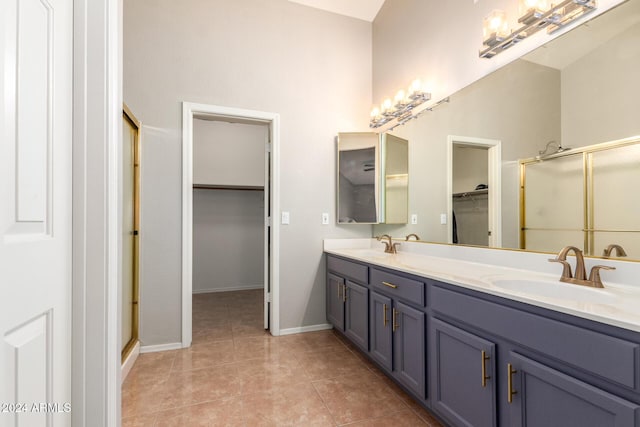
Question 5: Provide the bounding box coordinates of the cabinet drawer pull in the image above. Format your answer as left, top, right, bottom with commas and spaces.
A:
383, 303, 388, 327
481, 350, 491, 387
392, 308, 399, 332
382, 281, 398, 289
507, 363, 517, 403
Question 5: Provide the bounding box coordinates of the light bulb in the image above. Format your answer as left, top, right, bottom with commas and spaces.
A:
382, 98, 393, 112
409, 79, 422, 95
370, 107, 380, 118
395, 90, 406, 105
483, 10, 508, 40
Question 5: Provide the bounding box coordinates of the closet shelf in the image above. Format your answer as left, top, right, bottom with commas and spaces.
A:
193, 184, 264, 191
452, 189, 488, 198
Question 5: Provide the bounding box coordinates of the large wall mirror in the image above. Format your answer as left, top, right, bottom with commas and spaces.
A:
374, 0, 640, 260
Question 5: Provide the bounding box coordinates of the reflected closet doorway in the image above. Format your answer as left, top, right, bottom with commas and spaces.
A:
447, 135, 502, 248
122, 105, 141, 378
182, 103, 281, 347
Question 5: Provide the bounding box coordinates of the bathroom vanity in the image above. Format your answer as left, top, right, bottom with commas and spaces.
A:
324, 241, 640, 427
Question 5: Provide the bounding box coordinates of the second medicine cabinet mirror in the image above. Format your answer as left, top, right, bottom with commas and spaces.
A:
337, 132, 408, 224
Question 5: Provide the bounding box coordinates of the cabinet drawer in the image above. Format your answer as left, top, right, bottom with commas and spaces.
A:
432, 285, 640, 392
371, 268, 425, 306
327, 256, 368, 284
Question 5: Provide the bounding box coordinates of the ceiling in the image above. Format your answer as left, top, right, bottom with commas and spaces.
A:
288, 0, 386, 22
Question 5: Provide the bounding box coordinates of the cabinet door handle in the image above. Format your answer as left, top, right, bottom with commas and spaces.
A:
338, 282, 342, 299
481, 350, 491, 387
392, 308, 399, 332
507, 363, 518, 403
382, 281, 398, 289
383, 303, 388, 327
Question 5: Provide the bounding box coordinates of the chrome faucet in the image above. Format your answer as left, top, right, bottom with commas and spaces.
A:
602, 244, 627, 258
376, 234, 400, 254
549, 246, 615, 288
405, 233, 421, 241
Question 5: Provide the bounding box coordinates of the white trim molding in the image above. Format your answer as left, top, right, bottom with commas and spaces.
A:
279, 324, 334, 336
182, 102, 281, 347
121, 341, 140, 382
72, 0, 121, 424
140, 342, 184, 354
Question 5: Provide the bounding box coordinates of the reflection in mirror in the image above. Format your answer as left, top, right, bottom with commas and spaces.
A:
337, 132, 379, 223
521, 138, 640, 259
382, 133, 409, 224
373, 0, 640, 261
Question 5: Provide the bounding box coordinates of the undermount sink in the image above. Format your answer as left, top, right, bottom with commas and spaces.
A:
489, 278, 620, 305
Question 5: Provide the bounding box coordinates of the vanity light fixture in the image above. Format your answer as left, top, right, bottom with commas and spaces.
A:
480, 0, 596, 59
370, 79, 432, 129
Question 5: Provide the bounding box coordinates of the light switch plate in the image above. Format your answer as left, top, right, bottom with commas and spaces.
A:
411, 214, 418, 225
440, 213, 447, 225
281, 211, 290, 225
322, 213, 329, 225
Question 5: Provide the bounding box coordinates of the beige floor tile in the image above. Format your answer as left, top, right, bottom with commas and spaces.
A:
121, 414, 157, 427
172, 340, 235, 372
192, 324, 234, 344
242, 382, 335, 426
231, 357, 310, 395
122, 378, 173, 418
295, 345, 370, 381
312, 370, 407, 425
152, 397, 245, 427
233, 335, 280, 361
157, 365, 243, 411
339, 410, 428, 426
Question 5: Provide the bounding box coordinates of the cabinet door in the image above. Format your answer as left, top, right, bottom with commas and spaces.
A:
393, 301, 426, 399
507, 352, 640, 427
344, 281, 369, 352
370, 291, 393, 371
326, 273, 345, 330
431, 318, 496, 427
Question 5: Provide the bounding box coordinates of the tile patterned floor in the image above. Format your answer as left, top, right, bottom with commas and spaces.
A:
122, 289, 445, 426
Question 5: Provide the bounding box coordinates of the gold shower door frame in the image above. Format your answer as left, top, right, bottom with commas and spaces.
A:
520, 136, 640, 257
122, 104, 141, 361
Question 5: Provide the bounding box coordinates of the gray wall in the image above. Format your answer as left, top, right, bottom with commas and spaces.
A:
193, 189, 264, 293
125, 0, 373, 345
193, 119, 267, 187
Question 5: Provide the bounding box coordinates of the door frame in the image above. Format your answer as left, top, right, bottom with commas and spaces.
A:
182, 102, 281, 346
446, 135, 502, 247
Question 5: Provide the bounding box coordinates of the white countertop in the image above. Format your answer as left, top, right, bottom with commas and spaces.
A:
324, 239, 640, 333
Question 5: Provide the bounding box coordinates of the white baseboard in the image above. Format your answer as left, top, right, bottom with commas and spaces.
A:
121, 341, 140, 381
140, 342, 184, 353
192, 285, 264, 294
278, 323, 333, 336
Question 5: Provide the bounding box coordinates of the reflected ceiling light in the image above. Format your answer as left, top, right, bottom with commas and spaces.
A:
370, 79, 432, 129
480, 0, 596, 59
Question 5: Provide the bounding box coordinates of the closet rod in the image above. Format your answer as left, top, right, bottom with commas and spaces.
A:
193, 184, 264, 191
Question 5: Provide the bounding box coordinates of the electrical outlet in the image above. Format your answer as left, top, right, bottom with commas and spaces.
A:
281, 211, 290, 225
440, 213, 447, 225
411, 214, 418, 225
322, 213, 329, 225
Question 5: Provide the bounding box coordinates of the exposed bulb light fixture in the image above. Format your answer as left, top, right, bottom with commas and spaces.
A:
483, 10, 509, 47
480, 0, 596, 59
370, 78, 432, 129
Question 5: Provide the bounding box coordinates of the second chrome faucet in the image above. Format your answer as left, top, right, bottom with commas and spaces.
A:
549, 246, 615, 288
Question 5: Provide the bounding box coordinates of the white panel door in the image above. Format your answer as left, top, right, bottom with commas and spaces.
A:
0, 0, 73, 425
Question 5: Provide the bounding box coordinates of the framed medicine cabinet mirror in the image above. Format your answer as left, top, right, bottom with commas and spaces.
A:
337, 132, 409, 224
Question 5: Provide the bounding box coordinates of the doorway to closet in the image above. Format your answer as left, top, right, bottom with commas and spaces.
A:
182, 103, 281, 347
447, 135, 502, 248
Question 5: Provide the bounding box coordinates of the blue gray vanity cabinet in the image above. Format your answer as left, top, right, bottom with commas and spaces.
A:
431, 283, 640, 427
326, 256, 369, 352
431, 318, 497, 427
507, 352, 639, 427
369, 268, 426, 399
326, 273, 345, 330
